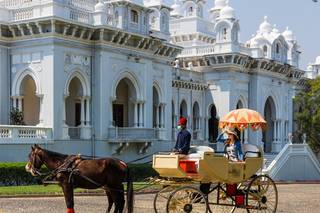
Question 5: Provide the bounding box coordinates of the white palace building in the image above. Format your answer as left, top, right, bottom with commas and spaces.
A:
0, 0, 319, 180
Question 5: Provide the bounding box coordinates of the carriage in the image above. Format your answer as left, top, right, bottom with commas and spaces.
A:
151, 109, 277, 213
152, 145, 277, 213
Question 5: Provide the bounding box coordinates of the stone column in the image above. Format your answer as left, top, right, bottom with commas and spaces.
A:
80, 97, 85, 126
81, 96, 91, 140
85, 97, 90, 126
62, 95, 69, 139
274, 120, 276, 141
161, 103, 165, 128
134, 102, 138, 127
18, 96, 23, 111
37, 94, 44, 126
138, 102, 143, 127
155, 104, 159, 128
204, 117, 208, 141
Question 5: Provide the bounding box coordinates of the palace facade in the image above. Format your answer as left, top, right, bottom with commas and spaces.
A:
0, 0, 307, 165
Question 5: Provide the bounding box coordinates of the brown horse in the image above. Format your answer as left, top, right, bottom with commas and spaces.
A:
25, 144, 134, 213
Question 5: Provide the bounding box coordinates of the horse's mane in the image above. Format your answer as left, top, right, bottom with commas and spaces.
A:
40, 148, 68, 161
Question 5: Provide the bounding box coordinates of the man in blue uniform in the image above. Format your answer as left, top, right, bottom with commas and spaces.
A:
173, 117, 191, 155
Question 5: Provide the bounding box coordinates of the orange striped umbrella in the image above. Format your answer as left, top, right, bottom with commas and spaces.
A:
219, 108, 267, 131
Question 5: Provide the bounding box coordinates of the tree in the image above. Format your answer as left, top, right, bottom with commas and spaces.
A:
10, 108, 25, 125
294, 77, 320, 154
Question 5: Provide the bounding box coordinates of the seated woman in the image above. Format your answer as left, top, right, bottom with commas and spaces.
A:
217, 128, 243, 162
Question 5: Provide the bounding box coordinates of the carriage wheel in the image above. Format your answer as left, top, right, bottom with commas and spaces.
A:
154, 185, 177, 213
246, 174, 278, 213
166, 186, 208, 213
207, 183, 238, 213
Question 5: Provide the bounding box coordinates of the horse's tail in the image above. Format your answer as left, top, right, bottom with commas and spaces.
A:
126, 167, 134, 213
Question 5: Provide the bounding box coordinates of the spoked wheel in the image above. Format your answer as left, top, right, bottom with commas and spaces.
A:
154, 185, 177, 213
246, 174, 278, 213
166, 186, 208, 213
207, 183, 238, 213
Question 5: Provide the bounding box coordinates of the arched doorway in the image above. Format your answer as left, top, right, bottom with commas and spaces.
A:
20, 75, 40, 125
113, 78, 137, 127
263, 97, 276, 153
66, 77, 83, 138
192, 102, 200, 139
208, 104, 218, 143
180, 100, 188, 119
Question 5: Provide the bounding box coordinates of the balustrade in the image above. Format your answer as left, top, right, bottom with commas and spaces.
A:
11, 8, 33, 21
180, 46, 214, 57
0, 125, 52, 143
108, 127, 161, 141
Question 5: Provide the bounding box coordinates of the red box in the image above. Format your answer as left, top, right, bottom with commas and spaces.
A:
179, 160, 197, 173
226, 184, 237, 196
235, 193, 245, 206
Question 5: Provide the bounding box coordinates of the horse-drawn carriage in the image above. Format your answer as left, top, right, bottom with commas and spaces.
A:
26, 108, 276, 213
151, 108, 277, 213
152, 145, 277, 213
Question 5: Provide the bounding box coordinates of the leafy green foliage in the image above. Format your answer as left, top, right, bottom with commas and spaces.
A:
294, 77, 320, 154
10, 108, 25, 125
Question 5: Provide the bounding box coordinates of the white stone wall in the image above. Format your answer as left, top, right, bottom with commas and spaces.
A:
0, 46, 9, 124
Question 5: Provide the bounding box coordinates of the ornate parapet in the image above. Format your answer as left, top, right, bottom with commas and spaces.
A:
176, 53, 304, 83
0, 18, 182, 59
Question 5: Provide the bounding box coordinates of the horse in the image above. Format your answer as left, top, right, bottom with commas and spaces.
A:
25, 144, 134, 213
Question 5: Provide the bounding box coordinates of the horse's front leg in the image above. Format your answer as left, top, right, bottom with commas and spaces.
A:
61, 183, 75, 213
105, 189, 114, 213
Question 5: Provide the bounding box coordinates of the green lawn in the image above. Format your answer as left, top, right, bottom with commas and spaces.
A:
0, 183, 159, 196
0, 185, 102, 196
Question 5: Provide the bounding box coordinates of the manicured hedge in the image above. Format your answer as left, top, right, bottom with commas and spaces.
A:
0, 162, 158, 186
0, 162, 45, 186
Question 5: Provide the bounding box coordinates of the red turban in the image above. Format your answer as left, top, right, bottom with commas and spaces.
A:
178, 117, 187, 125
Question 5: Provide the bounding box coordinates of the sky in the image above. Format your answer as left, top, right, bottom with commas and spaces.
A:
175, 0, 320, 70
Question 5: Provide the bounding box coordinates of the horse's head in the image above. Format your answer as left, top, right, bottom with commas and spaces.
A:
25, 144, 44, 176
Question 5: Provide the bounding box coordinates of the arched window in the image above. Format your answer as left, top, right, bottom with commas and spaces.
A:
276, 43, 280, 54
187, 7, 193, 16
197, 5, 203, 17
114, 11, 119, 26
150, 16, 156, 29
263, 45, 268, 57
161, 13, 168, 31
131, 10, 139, 23
223, 28, 227, 40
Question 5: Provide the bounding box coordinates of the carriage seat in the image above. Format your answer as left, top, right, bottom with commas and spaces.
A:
187, 146, 214, 159
242, 144, 261, 159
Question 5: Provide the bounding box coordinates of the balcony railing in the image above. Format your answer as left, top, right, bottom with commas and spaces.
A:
108, 127, 161, 141
179, 46, 215, 57
0, 125, 52, 143
68, 126, 81, 139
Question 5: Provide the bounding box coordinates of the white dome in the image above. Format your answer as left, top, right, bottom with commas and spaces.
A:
95, 0, 106, 12
316, 56, 320, 64
259, 16, 272, 34
282, 26, 294, 41
272, 24, 279, 34
250, 33, 265, 47
307, 64, 313, 71
219, 2, 235, 19
215, 0, 227, 9
250, 39, 259, 48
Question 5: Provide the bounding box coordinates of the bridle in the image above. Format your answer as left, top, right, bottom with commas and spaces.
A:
27, 150, 47, 176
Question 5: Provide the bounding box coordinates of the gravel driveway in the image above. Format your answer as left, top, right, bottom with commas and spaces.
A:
0, 184, 319, 213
